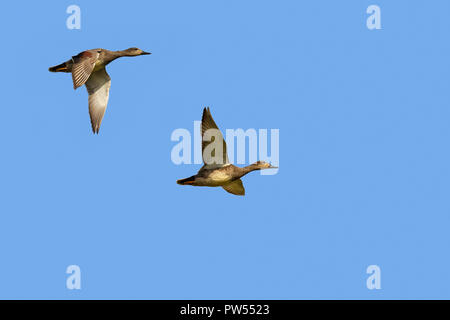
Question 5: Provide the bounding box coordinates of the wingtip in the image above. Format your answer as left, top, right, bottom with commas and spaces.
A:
91, 127, 100, 134
202, 106, 212, 118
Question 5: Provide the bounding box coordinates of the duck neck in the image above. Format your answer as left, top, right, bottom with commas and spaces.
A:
238, 163, 262, 177
103, 50, 135, 64
114, 50, 135, 57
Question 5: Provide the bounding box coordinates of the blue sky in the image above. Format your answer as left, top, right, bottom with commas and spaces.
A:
0, 0, 449, 299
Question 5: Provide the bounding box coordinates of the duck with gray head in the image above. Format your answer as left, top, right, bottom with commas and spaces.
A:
49, 48, 151, 134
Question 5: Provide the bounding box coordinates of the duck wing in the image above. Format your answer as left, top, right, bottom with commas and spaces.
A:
222, 179, 245, 196
201, 107, 229, 166
71, 50, 100, 89
85, 68, 111, 134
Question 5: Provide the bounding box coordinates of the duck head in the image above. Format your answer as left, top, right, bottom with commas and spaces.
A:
252, 161, 278, 170
123, 47, 151, 56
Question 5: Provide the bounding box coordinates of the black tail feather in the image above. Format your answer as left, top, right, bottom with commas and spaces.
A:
49, 62, 69, 73
177, 176, 196, 185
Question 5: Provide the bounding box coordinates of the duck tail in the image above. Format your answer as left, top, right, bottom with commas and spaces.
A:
177, 176, 196, 185
49, 62, 69, 73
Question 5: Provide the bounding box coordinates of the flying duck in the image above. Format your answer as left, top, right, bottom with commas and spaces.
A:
177, 107, 277, 196
49, 47, 151, 133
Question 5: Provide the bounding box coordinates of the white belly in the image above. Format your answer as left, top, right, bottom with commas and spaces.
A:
208, 171, 232, 185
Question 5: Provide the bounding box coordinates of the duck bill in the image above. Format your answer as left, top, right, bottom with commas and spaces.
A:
141, 51, 151, 55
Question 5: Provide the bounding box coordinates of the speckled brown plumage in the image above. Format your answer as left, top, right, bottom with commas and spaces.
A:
177, 107, 277, 196
49, 48, 151, 134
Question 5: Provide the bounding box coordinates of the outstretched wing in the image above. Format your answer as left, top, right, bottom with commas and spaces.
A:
222, 179, 245, 196
71, 50, 100, 89
85, 68, 111, 134
201, 107, 229, 166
